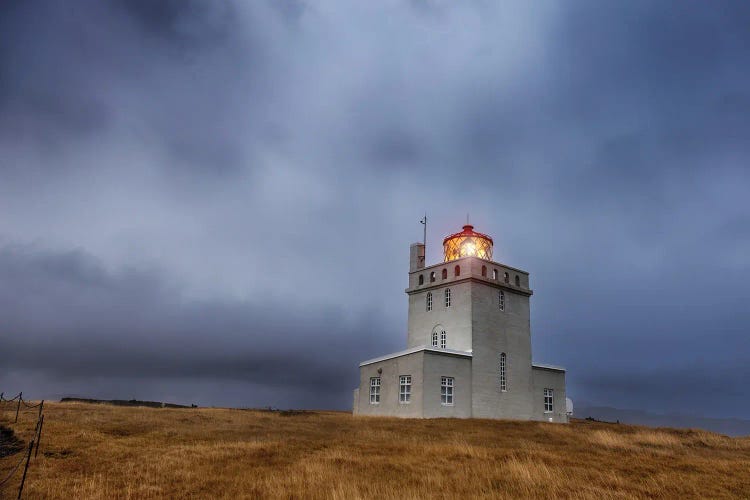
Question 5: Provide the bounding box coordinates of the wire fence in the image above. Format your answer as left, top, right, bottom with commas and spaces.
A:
0, 392, 45, 499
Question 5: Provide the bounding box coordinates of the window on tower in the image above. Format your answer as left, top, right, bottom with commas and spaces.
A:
481, 265, 487, 277
432, 326, 445, 348
504, 272, 509, 283
445, 288, 451, 307
430, 271, 436, 283
418, 274, 424, 285
493, 269, 498, 280
515, 275, 521, 287
442, 268, 448, 280
499, 353, 507, 391
426, 292, 432, 312
499, 290, 505, 311
454, 265, 460, 277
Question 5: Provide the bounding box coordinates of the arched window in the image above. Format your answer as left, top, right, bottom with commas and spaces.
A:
426, 292, 433, 311
499, 290, 505, 311
515, 275, 520, 286
418, 274, 424, 285
432, 325, 445, 348
493, 269, 498, 280
442, 269, 448, 280
499, 353, 507, 391
503, 272, 509, 284
454, 265, 460, 277
445, 288, 451, 307
481, 265, 487, 277
430, 271, 436, 283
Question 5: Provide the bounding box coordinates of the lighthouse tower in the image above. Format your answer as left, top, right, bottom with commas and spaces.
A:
353, 221, 567, 422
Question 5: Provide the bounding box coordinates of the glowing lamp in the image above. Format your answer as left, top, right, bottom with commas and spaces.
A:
443, 224, 493, 262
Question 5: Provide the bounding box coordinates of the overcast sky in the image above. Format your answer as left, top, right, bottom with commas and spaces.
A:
1, 1, 749, 417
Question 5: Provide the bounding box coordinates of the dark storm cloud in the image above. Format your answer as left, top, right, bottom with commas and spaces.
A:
1, 0, 749, 416
0, 0, 261, 175
0, 244, 383, 408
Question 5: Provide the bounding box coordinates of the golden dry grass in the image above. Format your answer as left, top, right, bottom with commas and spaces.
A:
1, 402, 749, 499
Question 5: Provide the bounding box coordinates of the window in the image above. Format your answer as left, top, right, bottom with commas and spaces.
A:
430, 271, 436, 283
442, 268, 447, 279
418, 274, 424, 285
454, 265, 460, 277
493, 269, 498, 280
481, 265, 487, 277
370, 377, 381, 404
499, 290, 505, 311
441, 377, 454, 405
432, 326, 445, 348
499, 353, 507, 391
515, 275, 521, 287
504, 272, 509, 283
399, 375, 411, 404
426, 292, 433, 312
445, 288, 451, 308
544, 388, 554, 413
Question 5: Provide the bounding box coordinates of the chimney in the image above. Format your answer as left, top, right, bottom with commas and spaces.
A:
409, 243, 425, 272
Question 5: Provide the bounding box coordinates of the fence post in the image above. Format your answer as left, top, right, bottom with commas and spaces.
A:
15, 392, 22, 423
35, 415, 44, 459
17, 439, 34, 500
38, 401, 44, 421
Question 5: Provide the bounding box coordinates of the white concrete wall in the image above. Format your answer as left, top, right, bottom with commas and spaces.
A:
406, 281, 473, 352
422, 352, 472, 418
531, 367, 568, 423
470, 278, 535, 419
356, 351, 425, 417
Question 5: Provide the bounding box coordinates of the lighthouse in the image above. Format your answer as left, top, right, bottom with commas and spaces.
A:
353, 221, 567, 422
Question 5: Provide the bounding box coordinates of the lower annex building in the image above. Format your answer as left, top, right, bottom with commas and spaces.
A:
353, 222, 568, 422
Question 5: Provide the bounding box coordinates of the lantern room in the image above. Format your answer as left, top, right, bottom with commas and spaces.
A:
443, 224, 493, 262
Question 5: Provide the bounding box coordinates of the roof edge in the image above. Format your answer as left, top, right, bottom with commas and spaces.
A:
532, 362, 566, 372
359, 346, 472, 366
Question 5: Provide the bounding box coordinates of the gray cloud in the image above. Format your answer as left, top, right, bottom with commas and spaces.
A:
0, 244, 386, 407
0, 0, 749, 416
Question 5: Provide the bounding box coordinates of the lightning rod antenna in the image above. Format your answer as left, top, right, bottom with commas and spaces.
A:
420, 213, 427, 262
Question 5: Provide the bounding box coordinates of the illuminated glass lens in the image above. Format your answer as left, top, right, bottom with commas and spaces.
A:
443, 231, 493, 262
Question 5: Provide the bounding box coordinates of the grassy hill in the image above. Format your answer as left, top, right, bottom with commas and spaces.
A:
2, 402, 749, 499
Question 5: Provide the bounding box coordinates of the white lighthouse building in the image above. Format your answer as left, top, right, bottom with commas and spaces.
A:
353, 222, 568, 422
